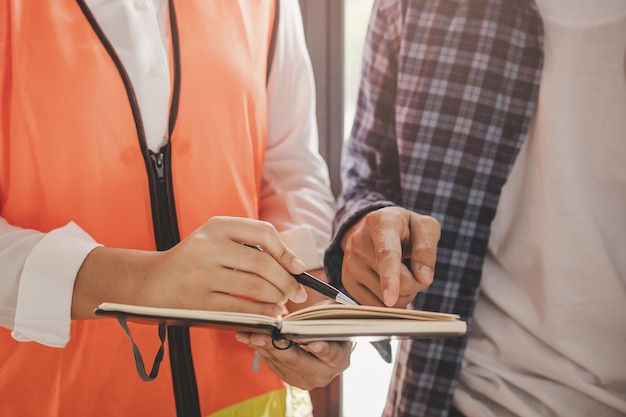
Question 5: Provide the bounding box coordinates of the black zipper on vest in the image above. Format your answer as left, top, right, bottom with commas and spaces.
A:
78, 1, 201, 416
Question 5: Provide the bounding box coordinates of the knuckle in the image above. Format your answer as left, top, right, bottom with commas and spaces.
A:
256, 220, 277, 239
300, 380, 316, 391
362, 210, 379, 226
416, 246, 437, 264
362, 210, 391, 232
376, 245, 401, 260
203, 215, 226, 231
424, 214, 440, 227
275, 245, 293, 264
421, 215, 442, 238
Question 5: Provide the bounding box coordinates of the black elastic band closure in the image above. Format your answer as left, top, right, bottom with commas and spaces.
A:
271, 338, 294, 350
117, 316, 166, 382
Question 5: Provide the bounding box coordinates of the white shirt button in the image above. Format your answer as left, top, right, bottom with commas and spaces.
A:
133, 0, 148, 11
148, 65, 164, 77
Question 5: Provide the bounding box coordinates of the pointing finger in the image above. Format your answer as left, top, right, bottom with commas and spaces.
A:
408, 213, 440, 286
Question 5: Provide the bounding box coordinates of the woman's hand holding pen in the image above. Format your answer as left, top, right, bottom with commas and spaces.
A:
72, 216, 309, 319
340, 206, 441, 308
73, 215, 353, 391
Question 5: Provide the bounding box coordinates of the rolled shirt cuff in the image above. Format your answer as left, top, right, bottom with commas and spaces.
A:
12, 222, 101, 348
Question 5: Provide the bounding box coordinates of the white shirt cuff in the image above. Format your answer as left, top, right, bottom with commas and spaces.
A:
12, 222, 101, 347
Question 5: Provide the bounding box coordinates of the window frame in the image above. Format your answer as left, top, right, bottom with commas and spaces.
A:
299, 0, 345, 198
298, 1, 344, 415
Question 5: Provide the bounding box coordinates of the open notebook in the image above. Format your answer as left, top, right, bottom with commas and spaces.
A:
95, 302, 467, 342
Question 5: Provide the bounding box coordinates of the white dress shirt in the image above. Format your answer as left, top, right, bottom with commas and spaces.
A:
0, 0, 335, 347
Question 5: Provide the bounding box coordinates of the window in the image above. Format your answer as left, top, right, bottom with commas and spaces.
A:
343, 0, 375, 140
299, 1, 398, 416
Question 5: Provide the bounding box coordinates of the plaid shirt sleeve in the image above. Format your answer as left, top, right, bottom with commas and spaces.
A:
326, 0, 544, 416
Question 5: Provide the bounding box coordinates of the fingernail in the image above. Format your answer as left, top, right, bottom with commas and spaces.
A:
293, 287, 308, 303
419, 265, 434, 283
272, 305, 284, 317
291, 257, 306, 273
309, 342, 323, 353
383, 289, 393, 307
252, 338, 266, 347
235, 333, 249, 343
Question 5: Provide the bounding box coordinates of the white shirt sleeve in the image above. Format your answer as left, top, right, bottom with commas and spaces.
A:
263, 0, 336, 270
0, 218, 101, 347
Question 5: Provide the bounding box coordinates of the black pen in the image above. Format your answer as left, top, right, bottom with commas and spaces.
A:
292, 271, 358, 306
243, 243, 393, 363
243, 243, 357, 306
292, 269, 393, 362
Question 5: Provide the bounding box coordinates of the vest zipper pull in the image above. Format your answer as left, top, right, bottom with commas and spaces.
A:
150, 150, 166, 181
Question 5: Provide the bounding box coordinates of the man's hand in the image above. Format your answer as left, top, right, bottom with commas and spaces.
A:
340, 206, 440, 307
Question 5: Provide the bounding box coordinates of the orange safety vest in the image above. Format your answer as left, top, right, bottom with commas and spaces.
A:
0, 1, 311, 416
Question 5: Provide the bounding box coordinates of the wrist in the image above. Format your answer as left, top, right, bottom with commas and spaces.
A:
72, 246, 159, 319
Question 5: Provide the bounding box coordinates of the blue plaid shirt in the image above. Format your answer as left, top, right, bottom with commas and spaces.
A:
325, 0, 544, 416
